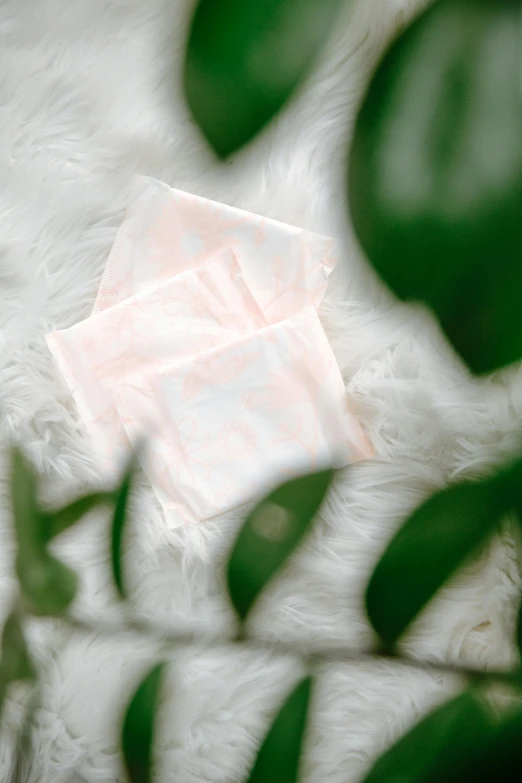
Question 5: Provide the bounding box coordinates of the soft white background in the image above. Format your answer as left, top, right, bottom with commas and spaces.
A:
1, 0, 521, 781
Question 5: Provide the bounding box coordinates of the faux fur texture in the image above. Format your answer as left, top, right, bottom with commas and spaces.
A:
1, 1, 521, 781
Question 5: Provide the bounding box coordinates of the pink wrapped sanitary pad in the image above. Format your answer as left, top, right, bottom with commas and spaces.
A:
112, 307, 373, 527
94, 176, 339, 323
46, 177, 373, 525
46, 250, 266, 465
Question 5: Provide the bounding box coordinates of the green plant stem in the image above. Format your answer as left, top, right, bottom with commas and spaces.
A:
64, 614, 519, 685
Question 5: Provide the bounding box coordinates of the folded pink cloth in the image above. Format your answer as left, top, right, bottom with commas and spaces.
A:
94, 176, 339, 323
112, 307, 373, 527
46, 250, 266, 467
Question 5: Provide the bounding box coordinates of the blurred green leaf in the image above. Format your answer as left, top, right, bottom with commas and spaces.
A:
349, 0, 522, 374
16, 552, 78, 617
10, 447, 78, 616
228, 469, 333, 620
362, 690, 494, 783
444, 705, 522, 783
366, 470, 517, 649
42, 492, 112, 542
0, 610, 35, 684
111, 458, 135, 599
0, 609, 35, 723
122, 663, 164, 783
185, 0, 343, 158
10, 447, 40, 552
246, 676, 312, 783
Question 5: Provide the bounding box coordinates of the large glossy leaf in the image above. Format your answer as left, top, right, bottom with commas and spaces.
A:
366, 469, 517, 649
185, 0, 343, 158
349, 0, 522, 374
228, 469, 333, 620
362, 690, 494, 783
246, 676, 312, 783
111, 458, 135, 599
122, 663, 164, 783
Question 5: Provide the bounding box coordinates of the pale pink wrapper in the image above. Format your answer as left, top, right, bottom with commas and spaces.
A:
94, 175, 340, 323
46, 249, 266, 470
112, 307, 374, 527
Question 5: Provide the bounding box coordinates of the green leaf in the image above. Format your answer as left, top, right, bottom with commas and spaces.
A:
366, 471, 516, 649
227, 469, 333, 620
185, 0, 343, 158
122, 663, 164, 783
444, 706, 522, 783
362, 690, 494, 783
349, 0, 522, 374
10, 447, 40, 553
42, 492, 112, 542
0, 610, 35, 684
10, 447, 79, 616
111, 458, 135, 599
247, 676, 312, 783
16, 552, 78, 617
0, 610, 35, 723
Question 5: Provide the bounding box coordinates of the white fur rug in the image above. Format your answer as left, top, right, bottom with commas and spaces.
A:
1, 1, 521, 781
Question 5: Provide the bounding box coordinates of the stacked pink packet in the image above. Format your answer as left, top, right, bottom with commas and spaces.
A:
46, 176, 373, 527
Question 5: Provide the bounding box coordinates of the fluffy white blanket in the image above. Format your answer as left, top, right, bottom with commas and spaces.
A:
1, 1, 520, 781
